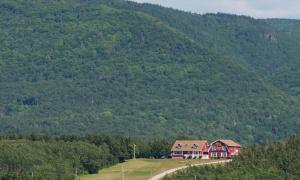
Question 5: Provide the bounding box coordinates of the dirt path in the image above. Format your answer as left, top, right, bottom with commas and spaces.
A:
148, 159, 232, 180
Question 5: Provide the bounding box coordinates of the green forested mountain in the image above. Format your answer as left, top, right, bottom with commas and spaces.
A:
121, 3, 300, 97
165, 136, 300, 180
267, 19, 300, 39
0, 0, 300, 143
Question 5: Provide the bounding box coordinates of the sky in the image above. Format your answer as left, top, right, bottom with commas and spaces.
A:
130, 0, 300, 19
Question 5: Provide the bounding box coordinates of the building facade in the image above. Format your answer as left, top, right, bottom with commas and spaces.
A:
208, 140, 241, 158
170, 139, 241, 159
170, 140, 209, 159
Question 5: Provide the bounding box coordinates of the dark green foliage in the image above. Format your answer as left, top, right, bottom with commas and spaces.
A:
148, 139, 171, 158
267, 19, 300, 39
0, 0, 299, 143
0, 139, 110, 179
0, 134, 172, 179
165, 136, 300, 180
127, 4, 300, 97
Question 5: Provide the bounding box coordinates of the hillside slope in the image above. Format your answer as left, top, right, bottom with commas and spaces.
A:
120, 3, 300, 97
0, 0, 299, 143
267, 19, 300, 39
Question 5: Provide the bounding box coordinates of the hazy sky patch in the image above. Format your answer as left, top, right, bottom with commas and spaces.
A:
130, 0, 300, 19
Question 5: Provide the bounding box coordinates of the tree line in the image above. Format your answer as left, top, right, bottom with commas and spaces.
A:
0, 134, 172, 179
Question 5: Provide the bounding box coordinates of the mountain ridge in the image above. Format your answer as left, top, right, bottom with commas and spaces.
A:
0, 0, 299, 143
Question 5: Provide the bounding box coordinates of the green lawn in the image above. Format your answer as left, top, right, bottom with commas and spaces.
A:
81, 158, 219, 180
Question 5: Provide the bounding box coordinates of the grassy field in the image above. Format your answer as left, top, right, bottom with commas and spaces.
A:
81, 158, 219, 180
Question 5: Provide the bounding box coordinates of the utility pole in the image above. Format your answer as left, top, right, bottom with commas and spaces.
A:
133, 144, 136, 159
31, 172, 34, 179
74, 168, 77, 180
195, 175, 197, 180
121, 164, 125, 180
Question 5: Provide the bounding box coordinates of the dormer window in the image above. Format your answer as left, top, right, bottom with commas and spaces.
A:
176, 144, 182, 149
192, 144, 198, 149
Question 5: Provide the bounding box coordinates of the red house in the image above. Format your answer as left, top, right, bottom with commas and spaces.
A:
170, 140, 209, 159
208, 140, 241, 158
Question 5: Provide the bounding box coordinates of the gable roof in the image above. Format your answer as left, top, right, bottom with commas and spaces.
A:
213, 139, 241, 147
171, 140, 208, 151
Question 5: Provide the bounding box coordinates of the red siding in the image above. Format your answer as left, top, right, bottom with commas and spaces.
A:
209, 141, 241, 158
201, 142, 209, 154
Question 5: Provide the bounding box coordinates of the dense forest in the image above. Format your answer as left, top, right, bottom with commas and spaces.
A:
165, 136, 300, 180
0, 0, 300, 143
0, 134, 171, 179
266, 19, 300, 39
125, 3, 300, 98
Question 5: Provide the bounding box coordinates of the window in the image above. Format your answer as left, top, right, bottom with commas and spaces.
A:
192, 144, 198, 149
174, 151, 182, 155
211, 152, 217, 157
221, 146, 227, 151
176, 144, 182, 149
221, 152, 227, 157
211, 146, 216, 151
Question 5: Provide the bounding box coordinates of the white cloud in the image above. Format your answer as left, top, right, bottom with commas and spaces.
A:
129, 0, 300, 19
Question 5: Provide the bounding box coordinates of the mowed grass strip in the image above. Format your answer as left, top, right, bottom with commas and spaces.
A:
81, 158, 219, 180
